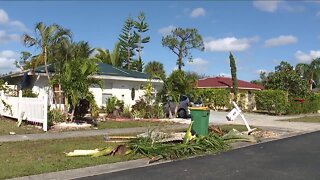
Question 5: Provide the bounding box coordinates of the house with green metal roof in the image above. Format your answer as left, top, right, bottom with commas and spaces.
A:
1, 63, 163, 108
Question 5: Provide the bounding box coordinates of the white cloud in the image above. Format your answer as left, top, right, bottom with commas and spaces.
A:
187, 58, 208, 65
187, 57, 209, 72
0, 9, 9, 24
253, 1, 281, 12
190, 8, 206, 18
158, 25, 176, 35
204, 36, 259, 52
9, 20, 28, 32
253, 1, 304, 13
264, 35, 298, 47
0, 9, 28, 32
0, 30, 20, 44
0, 50, 19, 74
295, 50, 320, 63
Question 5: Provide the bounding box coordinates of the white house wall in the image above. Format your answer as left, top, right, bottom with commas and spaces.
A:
90, 79, 163, 108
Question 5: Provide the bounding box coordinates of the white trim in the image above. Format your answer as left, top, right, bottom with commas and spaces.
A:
92, 75, 163, 83
196, 86, 262, 90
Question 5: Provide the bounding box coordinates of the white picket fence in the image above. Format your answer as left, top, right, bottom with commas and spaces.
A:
0, 90, 48, 131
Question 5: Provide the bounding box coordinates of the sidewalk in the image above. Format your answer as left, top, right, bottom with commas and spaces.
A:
0, 124, 188, 143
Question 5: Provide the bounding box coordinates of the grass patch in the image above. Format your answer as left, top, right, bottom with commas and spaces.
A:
0, 118, 43, 136
280, 116, 320, 123
0, 136, 142, 179
97, 120, 176, 129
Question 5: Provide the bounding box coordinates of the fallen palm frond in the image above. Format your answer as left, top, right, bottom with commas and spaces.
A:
222, 129, 257, 143
128, 133, 229, 160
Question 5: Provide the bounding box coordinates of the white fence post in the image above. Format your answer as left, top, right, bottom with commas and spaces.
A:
43, 93, 48, 131
18, 90, 22, 119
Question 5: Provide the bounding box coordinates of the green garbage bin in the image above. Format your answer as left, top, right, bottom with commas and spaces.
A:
190, 107, 210, 136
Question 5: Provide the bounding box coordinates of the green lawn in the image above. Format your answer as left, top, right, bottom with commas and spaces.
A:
0, 118, 178, 135
0, 136, 143, 179
280, 116, 320, 123
0, 118, 43, 135
97, 120, 177, 129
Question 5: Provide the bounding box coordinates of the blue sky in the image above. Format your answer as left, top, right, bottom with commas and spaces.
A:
1, 1, 320, 81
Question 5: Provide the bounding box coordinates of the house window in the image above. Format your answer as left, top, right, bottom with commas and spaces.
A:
53, 84, 65, 104
102, 93, 112, 106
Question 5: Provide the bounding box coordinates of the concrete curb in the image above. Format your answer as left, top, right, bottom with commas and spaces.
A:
8, 158, 171, 180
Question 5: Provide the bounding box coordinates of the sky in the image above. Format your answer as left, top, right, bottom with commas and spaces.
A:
1, 0, 320, 81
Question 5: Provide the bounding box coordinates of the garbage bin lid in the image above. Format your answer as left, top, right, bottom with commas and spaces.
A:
189, 107, 209, 110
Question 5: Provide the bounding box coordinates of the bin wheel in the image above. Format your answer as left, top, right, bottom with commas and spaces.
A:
178, 109, 187, 118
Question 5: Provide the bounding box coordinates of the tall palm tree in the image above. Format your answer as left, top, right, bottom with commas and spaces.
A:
295, 58, 320, 90
144, 61, 166, 80
22, 22, 72, 82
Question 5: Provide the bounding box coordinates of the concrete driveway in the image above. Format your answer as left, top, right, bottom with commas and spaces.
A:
209, 111, 320, 132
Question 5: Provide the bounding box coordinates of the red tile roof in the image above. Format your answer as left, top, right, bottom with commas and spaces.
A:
197, 77, 264, 90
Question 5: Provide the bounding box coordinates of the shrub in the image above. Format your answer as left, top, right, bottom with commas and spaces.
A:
121, 105, 132, 118
286, 93, 320, 114
22, 89, 38, 97
48, 109, 66, 126
194, 89, 230, 110
106, 96, 124, 115
131, 98, 165, 119
255, 90, 288, 115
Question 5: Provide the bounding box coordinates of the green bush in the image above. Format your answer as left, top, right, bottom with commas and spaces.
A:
131, 98, 165, 119
255, 90, 288, 115
286, 93, 320, 114
105, 96, 124, 115
22, 89, 38, 97
48, 109, 66, 126
194, 89, 230, 110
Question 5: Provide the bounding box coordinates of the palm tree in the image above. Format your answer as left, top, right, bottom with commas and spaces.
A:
144, 61, 166, 80
23, 22, 72, 82
94, 42, 122, 67
295, 58, 320, 90
60, 58, 101, 121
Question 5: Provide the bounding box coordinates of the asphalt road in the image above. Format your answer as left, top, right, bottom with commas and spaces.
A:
79, 131, 320, 180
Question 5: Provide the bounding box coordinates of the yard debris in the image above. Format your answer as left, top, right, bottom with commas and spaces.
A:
65, 149, 100, 157
251, 130, 278, 139
222, 129, 257, 143
65, 145, 133, 157
104, 135, 137, 143
209, 125, 224, 136
183, 121, 195, 144
137, 131, 185, 143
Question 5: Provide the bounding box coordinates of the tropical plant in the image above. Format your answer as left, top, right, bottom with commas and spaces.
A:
94, 42, 122, 67
133, 12, 150, 72
60, 59, 101, 121
162, 28, 204, 70
22, 22, 72, 82
229, 52, 238, 101
295, 58, 320, 90
143, 61, 166, 80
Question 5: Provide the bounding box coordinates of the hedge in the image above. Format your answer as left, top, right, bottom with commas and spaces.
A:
194, 89, 230, 110
255, 90, 288, 115
286, 93, 320, 114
